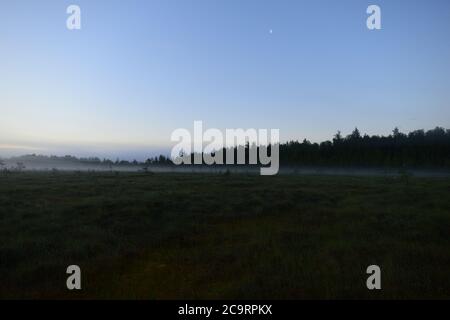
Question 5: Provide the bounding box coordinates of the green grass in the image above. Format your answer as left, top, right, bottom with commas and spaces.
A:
1, 171, 450, 299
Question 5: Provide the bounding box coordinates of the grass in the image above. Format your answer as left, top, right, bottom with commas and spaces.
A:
1, 171, 450, 299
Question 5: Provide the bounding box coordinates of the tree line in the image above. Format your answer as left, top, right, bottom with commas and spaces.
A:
279, 127, 450, 167
2, 127, 449, 169
182, 127, 450, 168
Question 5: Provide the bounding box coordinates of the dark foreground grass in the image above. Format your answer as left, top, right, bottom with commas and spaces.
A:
1, 172, 450, 299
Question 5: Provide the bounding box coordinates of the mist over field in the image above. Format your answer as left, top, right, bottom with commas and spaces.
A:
2, 154, 450, 178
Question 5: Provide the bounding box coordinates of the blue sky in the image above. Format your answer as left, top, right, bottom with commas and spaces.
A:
1, 0, 450, 160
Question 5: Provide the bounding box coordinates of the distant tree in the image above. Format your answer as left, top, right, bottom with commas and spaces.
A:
16, 162, 26, 172
333, 131, 343, 144
102, 159, 113, 165
348, 127, 361, 140
392, 127, 407, 140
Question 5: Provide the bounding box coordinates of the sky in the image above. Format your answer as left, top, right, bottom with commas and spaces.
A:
1, 0, 450, 160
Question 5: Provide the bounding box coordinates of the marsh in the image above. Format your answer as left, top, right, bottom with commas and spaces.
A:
1, 172, 450, 299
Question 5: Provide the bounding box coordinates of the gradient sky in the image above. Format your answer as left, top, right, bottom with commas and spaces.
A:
1, 0, 450, 160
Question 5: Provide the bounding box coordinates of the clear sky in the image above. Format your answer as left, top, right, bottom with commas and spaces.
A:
1, 0, 450, 160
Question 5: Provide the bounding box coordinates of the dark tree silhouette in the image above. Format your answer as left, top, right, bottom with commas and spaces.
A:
178, 127, 450, 168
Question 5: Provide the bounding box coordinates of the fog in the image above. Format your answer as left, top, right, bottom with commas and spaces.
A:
1, 157, 450, 178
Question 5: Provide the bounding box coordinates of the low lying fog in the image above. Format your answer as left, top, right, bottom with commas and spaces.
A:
2, 157, 450, 177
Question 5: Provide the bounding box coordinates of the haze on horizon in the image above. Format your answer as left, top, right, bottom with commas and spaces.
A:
1, 0, 450, 160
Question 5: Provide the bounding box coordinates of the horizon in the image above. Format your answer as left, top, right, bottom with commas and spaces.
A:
0, 125, 448, 161
1, 0, 450, 160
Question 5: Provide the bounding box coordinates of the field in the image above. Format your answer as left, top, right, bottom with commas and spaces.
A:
1, 171, 450, 299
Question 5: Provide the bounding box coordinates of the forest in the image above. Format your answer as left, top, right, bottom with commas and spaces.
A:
279, 127, 450, 167
183, 127, 450, 168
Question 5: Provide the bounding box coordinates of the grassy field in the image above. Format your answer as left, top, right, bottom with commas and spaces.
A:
1, 171, 450, 299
